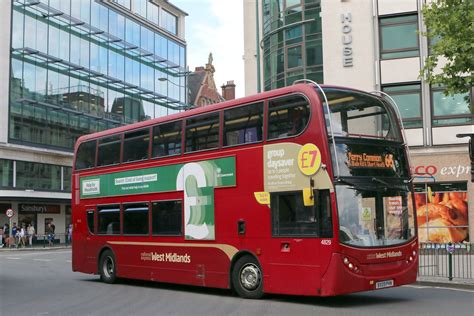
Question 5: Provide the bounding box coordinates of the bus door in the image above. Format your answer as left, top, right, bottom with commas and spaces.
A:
76, 205, 98, 273
266, 189, 332, 295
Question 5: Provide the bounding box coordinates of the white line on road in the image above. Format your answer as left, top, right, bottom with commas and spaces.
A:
5, 257, 21, 260
405, 284, 474, 293
33, 259, 52, 262
0, 250, 71, 257
66, 260, 72, 263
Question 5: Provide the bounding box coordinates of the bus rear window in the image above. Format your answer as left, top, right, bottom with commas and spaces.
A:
267, 95, 310, 140
75, 140, 96, 170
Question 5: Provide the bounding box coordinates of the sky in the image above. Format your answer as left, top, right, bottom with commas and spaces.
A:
171, 0, 245, 98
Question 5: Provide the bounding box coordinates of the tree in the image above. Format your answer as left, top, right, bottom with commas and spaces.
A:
420, 0, 473, 98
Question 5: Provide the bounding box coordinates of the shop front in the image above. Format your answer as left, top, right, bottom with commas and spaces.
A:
0, 201, 71, 244
411, 153, 472, 244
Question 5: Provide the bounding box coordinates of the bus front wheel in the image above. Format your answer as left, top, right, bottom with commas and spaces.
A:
99, 250, 117, 284
232, 255, 263, 299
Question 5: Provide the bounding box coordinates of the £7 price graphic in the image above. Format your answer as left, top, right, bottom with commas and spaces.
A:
297, 143, 322, 176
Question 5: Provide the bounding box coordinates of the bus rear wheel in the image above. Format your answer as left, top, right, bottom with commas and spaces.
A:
232, 255, 263, 299
99, 250, 117, 284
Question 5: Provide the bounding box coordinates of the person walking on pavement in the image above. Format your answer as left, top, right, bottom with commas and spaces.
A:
11, 223, 18, 248
27, 224, 35, 247
47, 222, 55, 247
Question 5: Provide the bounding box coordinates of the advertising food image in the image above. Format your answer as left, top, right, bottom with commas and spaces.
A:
415, 183, 469, 243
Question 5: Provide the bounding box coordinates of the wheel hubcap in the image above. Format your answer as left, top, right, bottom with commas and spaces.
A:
240, 264, 261, 291
103, 256, 114, 278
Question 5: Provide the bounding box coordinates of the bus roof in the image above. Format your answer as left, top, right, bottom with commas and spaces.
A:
75, 83, 377, 146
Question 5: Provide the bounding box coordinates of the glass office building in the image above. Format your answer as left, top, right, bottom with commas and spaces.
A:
261, 0, 322, 91
10, 0, 187, 151
0, 0, 187, 241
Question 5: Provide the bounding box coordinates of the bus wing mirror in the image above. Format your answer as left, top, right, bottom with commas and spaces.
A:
303, 188, 315, 206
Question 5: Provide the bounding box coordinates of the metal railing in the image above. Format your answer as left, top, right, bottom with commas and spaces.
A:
418, 242, 473, 281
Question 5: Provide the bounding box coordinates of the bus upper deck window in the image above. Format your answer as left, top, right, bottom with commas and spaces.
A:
123, 128, 150, 163
97, 135, 121, 167
267, 95, 310, 140
185, 113, 220, 152
224, 102, 263, 146
75, 140, 97, 170
152, 121, 182, 158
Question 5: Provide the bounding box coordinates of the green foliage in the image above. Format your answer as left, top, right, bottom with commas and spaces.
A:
420, 0, 473, 97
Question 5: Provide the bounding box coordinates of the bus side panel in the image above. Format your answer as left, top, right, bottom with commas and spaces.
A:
113, 243, 231, 288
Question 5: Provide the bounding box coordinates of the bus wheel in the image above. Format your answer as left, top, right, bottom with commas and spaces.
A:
232, 256, 263, 299
99, 250, 117, 284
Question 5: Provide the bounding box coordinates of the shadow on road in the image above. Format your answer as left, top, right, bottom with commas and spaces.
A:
80, 277, 412, 307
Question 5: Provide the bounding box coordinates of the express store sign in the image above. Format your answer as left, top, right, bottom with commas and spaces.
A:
412, 164, 471, 178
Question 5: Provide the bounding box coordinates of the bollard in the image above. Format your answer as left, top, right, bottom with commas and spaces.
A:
446, 243, 454, 281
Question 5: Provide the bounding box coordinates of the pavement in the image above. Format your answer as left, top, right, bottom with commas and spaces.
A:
1, 245, 473, 290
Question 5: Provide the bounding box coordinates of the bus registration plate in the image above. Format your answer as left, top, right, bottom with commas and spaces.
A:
375, 280, 394, 289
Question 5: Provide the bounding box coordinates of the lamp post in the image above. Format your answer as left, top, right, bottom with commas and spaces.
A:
157, 76, 194, 111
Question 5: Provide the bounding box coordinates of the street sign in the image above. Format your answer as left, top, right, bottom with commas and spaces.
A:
6, 208, 14, 218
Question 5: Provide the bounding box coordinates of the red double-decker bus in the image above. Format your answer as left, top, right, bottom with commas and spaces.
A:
72, 82, 418, 298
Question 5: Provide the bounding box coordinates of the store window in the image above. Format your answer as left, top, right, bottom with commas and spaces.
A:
431, 87, 473, 126
0, 159, 14, 187
383, 84, 422, 128
414, 182, 468, 243
380, 15, 419, 59
16, 161, 61, 191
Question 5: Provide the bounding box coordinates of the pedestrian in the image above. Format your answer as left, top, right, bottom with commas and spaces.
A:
12, 223, 18, 248
66, 224, 73, 246
27, 224, 35, 247
0, 225, 3, 248
47, 222, 55, 247
19, 225, 26, 248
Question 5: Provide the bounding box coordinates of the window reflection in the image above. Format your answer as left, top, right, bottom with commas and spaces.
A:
10, 0, 186, 150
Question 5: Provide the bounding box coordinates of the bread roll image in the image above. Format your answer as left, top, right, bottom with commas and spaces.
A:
414, 193, 426, 210
448, 192, 465, 201
418, 218, 468, 243
441, 192, 450, 204
416, 203, 444, 226
444, 199, 468, 221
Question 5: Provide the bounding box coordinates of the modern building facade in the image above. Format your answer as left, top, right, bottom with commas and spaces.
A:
0, 0, 187, 241
244, 0, 473, 243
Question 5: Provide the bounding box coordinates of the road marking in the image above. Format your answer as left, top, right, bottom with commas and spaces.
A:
33, 259, 52, 262
404, 284, 474, 293
0, 250, 71, 257
66, 260, 72, 263
5, 257, 21, 260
